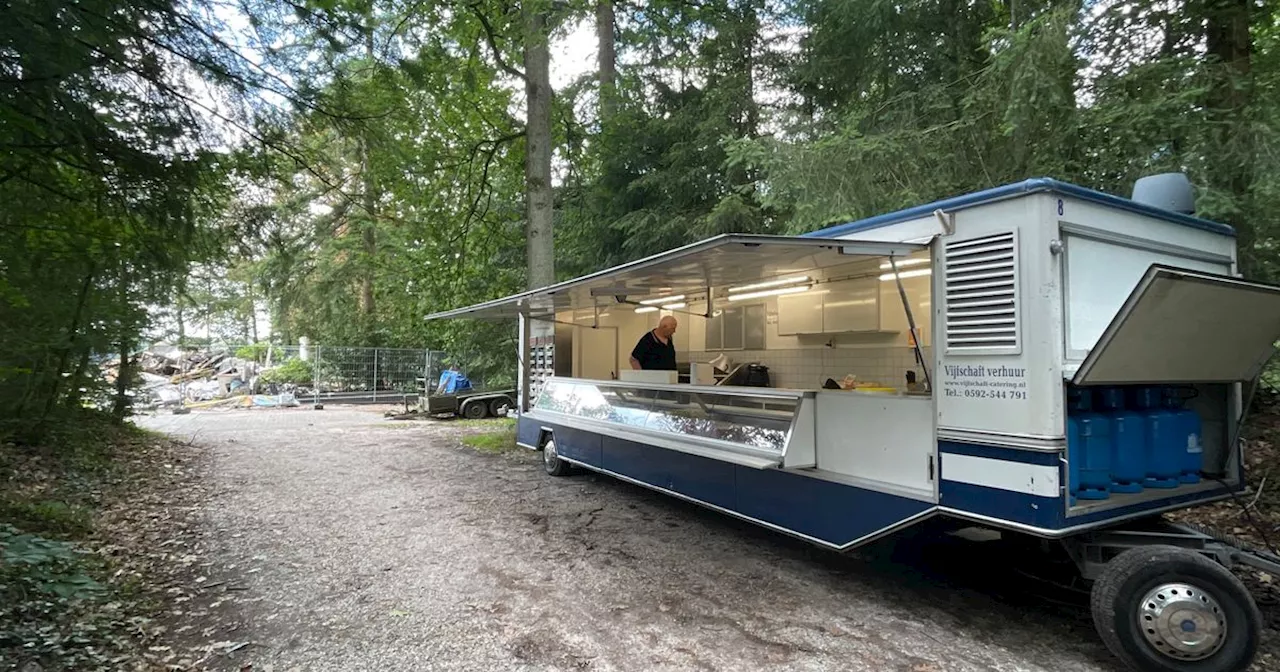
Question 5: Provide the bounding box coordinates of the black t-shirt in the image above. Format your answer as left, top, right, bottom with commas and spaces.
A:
631, 330, 677, 371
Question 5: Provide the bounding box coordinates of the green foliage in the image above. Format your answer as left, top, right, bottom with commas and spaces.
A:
0, 525, 104, 601
235, 343, 272, 362
0, 0, 249, 436
557, 0, 779, 278
0, 526, 111, 667
260, 358, 315, 386
51, 0, 1274, 399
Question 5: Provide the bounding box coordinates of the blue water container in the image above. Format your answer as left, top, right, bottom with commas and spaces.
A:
1098, 388, 1146, 494
1131, 387, 1180, 489
1165, 389, 1203, 484
1067, 388, 1111, 501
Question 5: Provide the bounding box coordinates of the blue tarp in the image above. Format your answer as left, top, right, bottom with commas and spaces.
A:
436, 370, 473, 395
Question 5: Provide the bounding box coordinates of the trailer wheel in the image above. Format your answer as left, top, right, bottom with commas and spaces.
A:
541, 438, 573, 477
489, 397, 512, 418
1090, 545, 1260, 672
461, 400, 488, 419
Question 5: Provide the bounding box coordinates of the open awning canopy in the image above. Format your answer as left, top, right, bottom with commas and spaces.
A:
424, 234, 928, 321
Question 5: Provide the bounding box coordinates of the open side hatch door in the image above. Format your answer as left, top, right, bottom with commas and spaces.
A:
1072, 265, 1280, 386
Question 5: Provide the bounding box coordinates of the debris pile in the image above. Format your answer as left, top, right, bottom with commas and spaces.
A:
125, 343, 300, 410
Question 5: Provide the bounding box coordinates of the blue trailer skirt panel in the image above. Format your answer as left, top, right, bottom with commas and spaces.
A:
937, 442, 1063, 529
521, 416, 933, 550
518, 416, 1243, 542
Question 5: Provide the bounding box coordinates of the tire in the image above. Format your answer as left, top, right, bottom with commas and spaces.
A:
461, 400, 487, 419
541, 438, 573, 477
1090, 545, 1260, 672
489, 397, 512, 418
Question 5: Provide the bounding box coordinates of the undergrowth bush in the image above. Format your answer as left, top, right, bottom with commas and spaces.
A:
260, 357, 314, 385
0, 525, 104, 600
0, 525, 119, 669
2, 500, 93, 537
0, 410, 156, 669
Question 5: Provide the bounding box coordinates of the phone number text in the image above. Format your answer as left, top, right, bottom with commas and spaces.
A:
944, 388, 1027, 400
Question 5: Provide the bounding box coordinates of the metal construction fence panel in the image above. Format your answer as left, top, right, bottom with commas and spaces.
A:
212, 343, 499, 406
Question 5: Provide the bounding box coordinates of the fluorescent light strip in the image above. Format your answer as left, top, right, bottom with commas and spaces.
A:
636, 302, 688, 313
878, 269, 932, 281
727, 275, 810, 293
878, 258, 930, 270
639, 294, 686, 305
726, 285, 812, 301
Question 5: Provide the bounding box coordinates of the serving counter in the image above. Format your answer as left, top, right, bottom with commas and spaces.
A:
527, 377, 816, 469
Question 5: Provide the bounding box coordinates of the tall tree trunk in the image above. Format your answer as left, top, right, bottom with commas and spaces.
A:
204, 273, 214, 343
277, 295, 293, 345
741, 4, 759, 139
112, 268, 133, 424
69, 348, 92, 408
359, 24, 379, 316
596, 0, 617, 125
524, 3, 555, 291
249, 283, 258, 343
40, 261, 96, 423
112, 336, 133, 423
359, 128, 377, 317
1203, 0, 1254, 272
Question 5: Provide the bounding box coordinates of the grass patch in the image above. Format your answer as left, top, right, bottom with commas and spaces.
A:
1, 499, 94, 537
462, 426, 519, 455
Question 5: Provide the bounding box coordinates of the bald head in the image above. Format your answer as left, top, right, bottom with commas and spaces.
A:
656, 315, 678, 338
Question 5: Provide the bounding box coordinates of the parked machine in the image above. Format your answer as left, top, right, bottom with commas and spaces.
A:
427, 175, 1280, 672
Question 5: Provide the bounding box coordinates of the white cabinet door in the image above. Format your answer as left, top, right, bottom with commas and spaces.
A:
722, 305, 745, 349
743, 304, 767, 350
822, 277, 879, 332
777, 291, 824, 334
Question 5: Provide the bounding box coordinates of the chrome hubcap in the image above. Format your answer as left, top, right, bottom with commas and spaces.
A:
1138, 582, 1227, 660
543, 441, 557, 468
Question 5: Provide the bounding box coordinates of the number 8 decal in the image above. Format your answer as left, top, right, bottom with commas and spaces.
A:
1057, 199, 1064, 216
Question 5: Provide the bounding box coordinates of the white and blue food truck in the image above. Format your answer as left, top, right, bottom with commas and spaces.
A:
427, 176, 1280, 672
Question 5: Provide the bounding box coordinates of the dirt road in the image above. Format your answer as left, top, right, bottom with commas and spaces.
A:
136, 407, 1205, 672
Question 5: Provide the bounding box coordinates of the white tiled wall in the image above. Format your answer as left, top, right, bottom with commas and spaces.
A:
684, 346, 933, 391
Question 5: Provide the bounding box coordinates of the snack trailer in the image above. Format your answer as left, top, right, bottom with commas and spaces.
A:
427, 176, 1280, 672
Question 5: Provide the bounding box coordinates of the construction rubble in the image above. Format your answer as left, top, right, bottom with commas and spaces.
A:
125, 343, 300, 410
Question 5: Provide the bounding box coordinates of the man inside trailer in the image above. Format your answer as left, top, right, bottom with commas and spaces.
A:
629, 316, 678, 371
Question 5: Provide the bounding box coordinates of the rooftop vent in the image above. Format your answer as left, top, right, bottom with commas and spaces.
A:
1131, 172, 1195, 214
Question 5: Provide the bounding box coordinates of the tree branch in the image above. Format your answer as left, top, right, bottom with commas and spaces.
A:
72, 1, 384, 123
72, 38, 369, 220
383, 0, 434, 56
468, 3, 527, 83
16, 174, 82, 201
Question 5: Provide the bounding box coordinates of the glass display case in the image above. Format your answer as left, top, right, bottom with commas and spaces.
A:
531, 377, 815, 468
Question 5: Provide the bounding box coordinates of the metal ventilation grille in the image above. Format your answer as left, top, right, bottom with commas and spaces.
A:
945, 231, 1019, 353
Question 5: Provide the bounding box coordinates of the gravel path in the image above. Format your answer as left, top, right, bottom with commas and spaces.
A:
138, 407, 1140, 672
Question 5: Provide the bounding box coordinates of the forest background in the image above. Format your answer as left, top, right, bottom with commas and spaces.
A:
3, 0, 1277, 434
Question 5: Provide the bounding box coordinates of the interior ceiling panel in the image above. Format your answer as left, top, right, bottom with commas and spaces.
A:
425, 234, 928, 321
